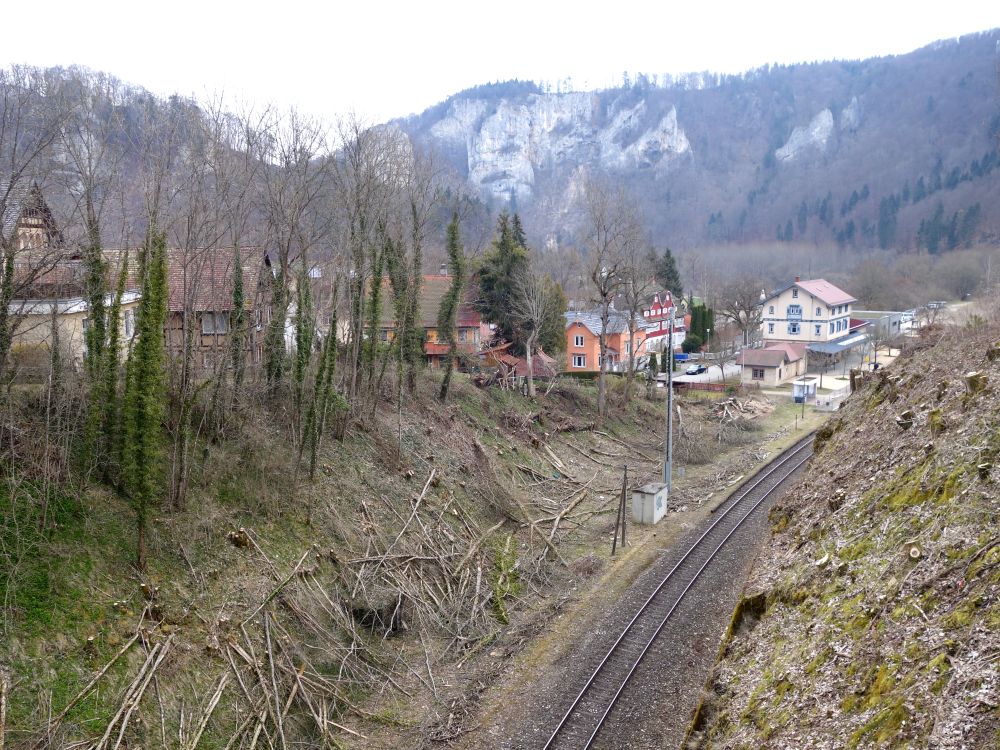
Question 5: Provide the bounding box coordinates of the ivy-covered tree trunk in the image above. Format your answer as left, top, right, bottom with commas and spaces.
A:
0, 247, 15, 382
80, 209, 112, 471
293, 263, 315, 435
229, 246, 247, 397
438, 214, 466, 402
265, 270, 288, 393
298, 306, 339, 483
597, 300, 610, 418
406, 203, 424, 393
101, 254, 129, 478
364, 240, 385, 406
122, 229, 169, 572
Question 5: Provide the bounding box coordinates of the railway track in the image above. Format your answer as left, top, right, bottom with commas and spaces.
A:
541, 433, 815, 750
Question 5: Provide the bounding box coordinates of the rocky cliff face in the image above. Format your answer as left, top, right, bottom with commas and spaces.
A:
427, 91, 691, 203
399, 30, 1000, 249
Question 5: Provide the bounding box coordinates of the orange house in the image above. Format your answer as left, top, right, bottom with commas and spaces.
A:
564, 310, 649, 373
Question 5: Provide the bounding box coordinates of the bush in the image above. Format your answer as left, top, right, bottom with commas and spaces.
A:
681, 334, 703, 354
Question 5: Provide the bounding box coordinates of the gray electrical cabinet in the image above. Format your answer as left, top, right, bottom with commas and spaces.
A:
632, 483, 668, 525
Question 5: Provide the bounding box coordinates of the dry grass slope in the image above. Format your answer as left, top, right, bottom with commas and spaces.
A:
692, 326, 1000, 749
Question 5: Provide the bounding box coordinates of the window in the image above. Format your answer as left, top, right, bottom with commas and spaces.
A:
202, 352, 213, 369
768, 305, 774, 315
816, 307, 822, 316
255, 308, 263, 331
201, 311, 230, 335
379, 329, 389, 342
792, 289, 798, 298
253, 344, 263, 364
788, 323, 800, 335
751, 367, 765, 380
768, 322, 774, 334
829, 322, 835, 334
572, 354, 586, 368
814, 324, 821, 336
574, 334, 585, 347
625, 341, 631, 354
787, 304, 802, 320
124, 310, 135, 339
458, 329, 468, 342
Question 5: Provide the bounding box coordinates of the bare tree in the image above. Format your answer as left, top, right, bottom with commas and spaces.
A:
259, 109, 333, 397
511, 269, 559, 398
331, 117, 410, 406
0, 67, 69, 381
579, 178, 643, 417
619, 242, 657, 407
714, 277, 766, 348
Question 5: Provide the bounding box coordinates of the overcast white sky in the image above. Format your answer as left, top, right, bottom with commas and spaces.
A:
6, 1, 998, 124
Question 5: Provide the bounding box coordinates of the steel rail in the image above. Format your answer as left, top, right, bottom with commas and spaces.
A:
542, 435, 814, 750
580, 452, 811, 748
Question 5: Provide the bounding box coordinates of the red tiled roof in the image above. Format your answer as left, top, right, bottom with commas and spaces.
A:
794, 279, 856, 306
479, 341, 513, 356
13, 247, 143, 299
497, 349, 558, 378
379, 275, 480, 331
166, 248, 264, 313
737, 342, 804, 367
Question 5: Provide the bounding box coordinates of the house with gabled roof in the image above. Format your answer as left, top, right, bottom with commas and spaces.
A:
2, 180, 63, 251
564, 307, 651, 373
760, 276, 868, 364
737, 342, 807, 387
7, 249, 142, 378
2, 184, 143, 378
164, 247, 272, 372
377, 271, 482, 368
641, 291, 686, 353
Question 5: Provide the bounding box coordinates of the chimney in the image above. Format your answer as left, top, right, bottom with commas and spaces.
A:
440, 262, 449, 275
794, 275, 801, 283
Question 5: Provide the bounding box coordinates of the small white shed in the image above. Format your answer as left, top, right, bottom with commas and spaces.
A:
632, 483, 668, 525
792, 376, 819, 404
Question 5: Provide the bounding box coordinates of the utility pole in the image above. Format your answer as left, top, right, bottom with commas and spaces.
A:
663, 308, 674, 491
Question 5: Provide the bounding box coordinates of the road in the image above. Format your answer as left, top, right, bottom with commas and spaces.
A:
668, 362, 742, 384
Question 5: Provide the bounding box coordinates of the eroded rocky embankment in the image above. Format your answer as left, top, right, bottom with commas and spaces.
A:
693, 328, 1000, 749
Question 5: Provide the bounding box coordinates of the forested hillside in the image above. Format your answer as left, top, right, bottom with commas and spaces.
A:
400, 30, 1000, 251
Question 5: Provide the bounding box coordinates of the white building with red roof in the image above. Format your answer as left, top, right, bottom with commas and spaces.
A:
755, 276, 869, 378
641, 291, 686, 352
760, 276, 866, 345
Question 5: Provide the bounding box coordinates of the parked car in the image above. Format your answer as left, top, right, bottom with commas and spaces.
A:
685, 364, 708, 375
